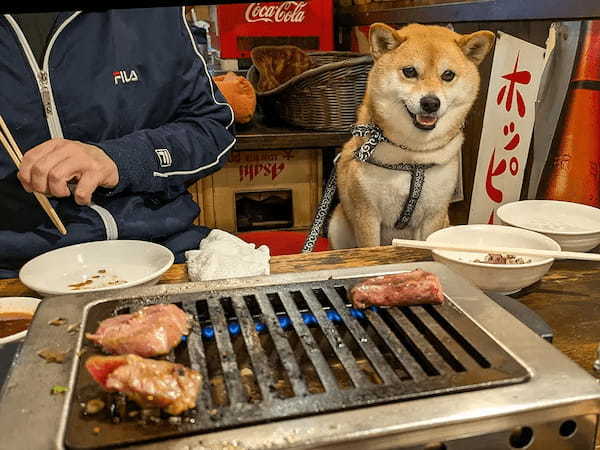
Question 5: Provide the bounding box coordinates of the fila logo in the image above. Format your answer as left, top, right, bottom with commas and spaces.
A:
155, 149, 172, 168
113, 70, 139, 85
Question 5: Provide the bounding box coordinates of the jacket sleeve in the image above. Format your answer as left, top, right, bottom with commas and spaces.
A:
94, 10, 236, 200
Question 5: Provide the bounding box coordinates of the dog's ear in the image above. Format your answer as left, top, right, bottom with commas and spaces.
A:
458, 31, 495, 65
369, 23, 406, 59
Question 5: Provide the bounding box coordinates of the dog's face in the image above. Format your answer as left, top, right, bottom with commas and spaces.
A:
367, 23, 494, 143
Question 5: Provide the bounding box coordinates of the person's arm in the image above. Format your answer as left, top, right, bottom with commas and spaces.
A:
18, 9, 235, 204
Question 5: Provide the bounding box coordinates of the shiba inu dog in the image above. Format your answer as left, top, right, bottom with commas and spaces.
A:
328, 23, 494, 248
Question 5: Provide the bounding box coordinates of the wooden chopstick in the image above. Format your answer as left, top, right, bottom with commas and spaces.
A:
392, 238, 600, 262
0, 115, 67, 235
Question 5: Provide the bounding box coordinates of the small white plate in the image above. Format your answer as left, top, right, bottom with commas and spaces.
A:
19, 240, 174, 297
0, 297, 41, 345
497, 200, 600, 252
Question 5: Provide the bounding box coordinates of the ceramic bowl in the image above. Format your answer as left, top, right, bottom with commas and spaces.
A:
426, 224, 561, 294
0, 297, 41, 345
497, 200, 600, 252
19, 240, 174, 297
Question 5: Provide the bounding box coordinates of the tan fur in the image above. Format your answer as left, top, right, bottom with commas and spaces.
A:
328, 24, 494, 249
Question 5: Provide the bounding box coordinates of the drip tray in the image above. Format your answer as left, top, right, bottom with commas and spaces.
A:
65, 277, 529, 449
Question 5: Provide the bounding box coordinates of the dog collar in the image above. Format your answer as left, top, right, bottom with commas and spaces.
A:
350, 124, 406, 161
350, 122, 463, 161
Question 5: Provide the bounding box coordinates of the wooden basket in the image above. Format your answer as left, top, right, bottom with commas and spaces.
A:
247, 52, 373, 131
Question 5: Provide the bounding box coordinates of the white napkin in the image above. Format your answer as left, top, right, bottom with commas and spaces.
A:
185, 229, 270, 281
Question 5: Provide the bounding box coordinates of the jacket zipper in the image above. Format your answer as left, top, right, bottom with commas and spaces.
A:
5, 13, 119, 240
39, 71, 60, 135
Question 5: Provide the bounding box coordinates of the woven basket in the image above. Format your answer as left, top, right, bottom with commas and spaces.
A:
247, 52, 373, 131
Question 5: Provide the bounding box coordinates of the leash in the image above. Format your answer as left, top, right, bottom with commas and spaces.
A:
301, 124, 433, 253
301, 153, 340, 253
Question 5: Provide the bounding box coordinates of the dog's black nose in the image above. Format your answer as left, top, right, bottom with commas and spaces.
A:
420, 96, 440, 113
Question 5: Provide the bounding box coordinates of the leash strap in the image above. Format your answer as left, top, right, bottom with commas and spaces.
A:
396, 165, 426, 229
302, 155, 339, 253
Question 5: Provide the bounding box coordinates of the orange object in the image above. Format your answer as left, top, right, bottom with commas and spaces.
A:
538, 20, 600, 207
213, 72, 256, 124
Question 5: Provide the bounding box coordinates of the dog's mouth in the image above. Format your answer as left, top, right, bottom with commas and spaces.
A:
404, 105, 438, 131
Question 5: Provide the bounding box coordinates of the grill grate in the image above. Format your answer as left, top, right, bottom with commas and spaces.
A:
65, 277, 529, 449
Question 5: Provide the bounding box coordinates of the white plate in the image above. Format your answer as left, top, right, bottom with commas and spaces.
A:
497, 200, 600, 252
19, 240, 174, 296
0, 297, 41, 345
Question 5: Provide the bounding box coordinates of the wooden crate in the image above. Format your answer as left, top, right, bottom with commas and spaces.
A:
197, 149, 323, 233
187, 183, 200, 226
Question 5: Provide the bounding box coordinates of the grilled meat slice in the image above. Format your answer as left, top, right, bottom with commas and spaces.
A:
350, 269, 444, 309
86, 304, 191, 357
86, 354, 201, 415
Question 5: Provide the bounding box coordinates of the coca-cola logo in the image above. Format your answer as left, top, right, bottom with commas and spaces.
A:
244, 1, 307, 23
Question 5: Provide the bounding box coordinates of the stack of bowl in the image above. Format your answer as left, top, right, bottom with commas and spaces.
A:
426, 200, 600, 294
496, 200, 600, 252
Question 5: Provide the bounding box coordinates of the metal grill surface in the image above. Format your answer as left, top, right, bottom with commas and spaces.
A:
65, 277, 529, 449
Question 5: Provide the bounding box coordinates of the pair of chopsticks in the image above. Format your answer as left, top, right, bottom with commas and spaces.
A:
392, 238, 600, 262
0, 115, 67, 235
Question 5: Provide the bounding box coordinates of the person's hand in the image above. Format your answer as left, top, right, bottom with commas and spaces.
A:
18, 139, 119, 205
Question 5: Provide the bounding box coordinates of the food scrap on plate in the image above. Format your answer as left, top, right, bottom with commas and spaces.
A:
473, 253, 532, 265
68, 269, 127, 291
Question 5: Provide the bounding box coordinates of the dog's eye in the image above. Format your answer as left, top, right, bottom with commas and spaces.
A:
402, 67, 418, 78
441, 70, 455, 82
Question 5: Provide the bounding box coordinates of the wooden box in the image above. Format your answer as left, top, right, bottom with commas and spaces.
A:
197, 149, 322, 233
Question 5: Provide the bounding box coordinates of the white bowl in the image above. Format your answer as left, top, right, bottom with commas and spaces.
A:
426, 225, 561, 294
497, 200, 600, 252
19, 240, 174, 297
0, 297, 41, 345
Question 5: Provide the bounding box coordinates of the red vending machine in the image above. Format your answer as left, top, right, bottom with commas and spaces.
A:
217, 0, 334, 59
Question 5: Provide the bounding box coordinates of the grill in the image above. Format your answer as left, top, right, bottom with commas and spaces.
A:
1, 262, 599, 450
66, 278, 528, 449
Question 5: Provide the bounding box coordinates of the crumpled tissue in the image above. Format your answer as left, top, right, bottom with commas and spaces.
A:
185, 229, 270, 281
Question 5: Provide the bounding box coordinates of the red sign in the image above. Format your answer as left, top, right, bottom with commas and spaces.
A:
244, 2, 307, 23
217, 1, 334, 59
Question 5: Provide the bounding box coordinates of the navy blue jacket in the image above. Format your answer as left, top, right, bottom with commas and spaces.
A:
0, 8, 236, 278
